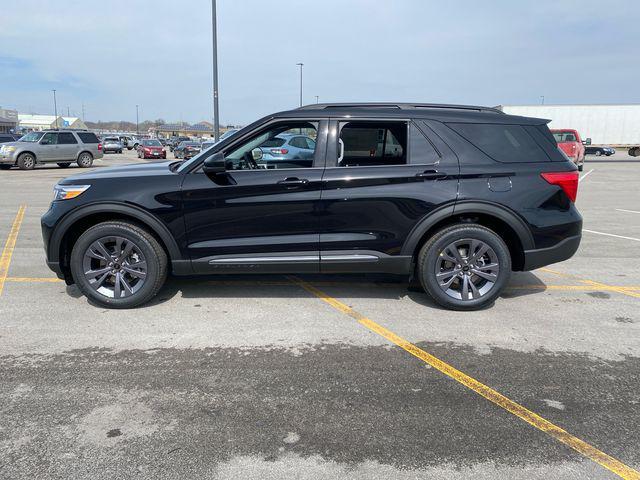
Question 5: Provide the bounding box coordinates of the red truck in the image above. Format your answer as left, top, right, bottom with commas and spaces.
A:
550, 129, 585, 171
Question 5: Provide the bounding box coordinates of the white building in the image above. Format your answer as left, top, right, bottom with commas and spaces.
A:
499, 104, 640, 146
18, 114, 88, 131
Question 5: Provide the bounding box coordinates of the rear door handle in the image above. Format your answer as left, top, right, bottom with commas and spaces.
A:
277, 177, 309, 186
415, 170, 447, 180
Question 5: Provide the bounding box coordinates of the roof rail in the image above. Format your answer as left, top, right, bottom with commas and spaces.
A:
297, 102, 504, 114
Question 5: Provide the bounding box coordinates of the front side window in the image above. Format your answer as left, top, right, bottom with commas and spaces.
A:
58, 132, 78, 144
224, 121, 318, 170
338, 121, 407, 167
40, 132, 58, 145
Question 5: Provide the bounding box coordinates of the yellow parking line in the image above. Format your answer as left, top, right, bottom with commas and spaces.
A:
288, 275, 640, 480
5, 277, 63, 283
540, 268, 640, 299
0, 206, 27, 296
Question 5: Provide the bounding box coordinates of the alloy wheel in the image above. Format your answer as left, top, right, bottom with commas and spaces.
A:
435, 238, 500, 301
82, 236, 147, 299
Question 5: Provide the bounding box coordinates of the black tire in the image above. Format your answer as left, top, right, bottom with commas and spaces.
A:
417, 224, 511, 311
595, 150, 602, 157
77, 152, 93, 168
118, 149, 123, 154
0, 164, 11, 170
70, 221, 168, 308
17, 152, 36, 170
57, 162, 71, 168
578, 163, 584, 172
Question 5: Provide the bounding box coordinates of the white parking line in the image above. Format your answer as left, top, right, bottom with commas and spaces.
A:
579, 169, 594, 182
583, 229, 640, 243
616, 209, 640, 215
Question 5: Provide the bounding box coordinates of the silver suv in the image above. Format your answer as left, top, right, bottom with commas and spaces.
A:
0, 130, 103, 170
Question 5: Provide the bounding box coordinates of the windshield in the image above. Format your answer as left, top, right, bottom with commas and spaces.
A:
19, 132, 44, 142
104, 137, 119, 142
143, 140, 162, 146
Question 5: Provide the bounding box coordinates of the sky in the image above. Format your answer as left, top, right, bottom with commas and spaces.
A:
1, 0, 639, 125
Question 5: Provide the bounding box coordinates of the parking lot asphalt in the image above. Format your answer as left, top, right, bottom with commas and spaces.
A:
1, 149, 639, 479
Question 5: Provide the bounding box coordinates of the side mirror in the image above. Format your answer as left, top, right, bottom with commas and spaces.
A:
585, 138, 592, 145
203, 151, 226, 174
251, 147, 263, 161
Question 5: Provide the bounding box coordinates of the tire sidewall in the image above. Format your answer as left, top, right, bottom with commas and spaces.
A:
70, 224, 162, 308
18, 153, 35, 170
420, 225, 511, 310
77, 152, 93, 168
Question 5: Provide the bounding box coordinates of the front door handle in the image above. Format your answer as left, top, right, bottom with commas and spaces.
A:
277, 177, 309, 186
415, 170, 447, 180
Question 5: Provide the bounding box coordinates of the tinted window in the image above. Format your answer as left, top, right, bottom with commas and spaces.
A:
338, 121, 407, 167
449, 123, 550, 163
58, 132, 78, 144
553, 131, 577, 143
261, 138, 286, 148
143, 140, 162, 146
0, 135, 14, 143
409, 123, 439, 164
77, 132, 99, 143
289, 137, 311, 149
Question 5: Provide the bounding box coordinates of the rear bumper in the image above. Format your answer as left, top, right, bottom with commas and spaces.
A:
522, 234, 581, 271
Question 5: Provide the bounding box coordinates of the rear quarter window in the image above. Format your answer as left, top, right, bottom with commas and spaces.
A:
77, 132, 100, 144
448, 123, 550, 163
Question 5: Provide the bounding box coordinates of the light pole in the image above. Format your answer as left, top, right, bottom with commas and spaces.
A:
211, 0, 220, 141
540, 95, 545, 105
315, 95, 319, 104
136, 104, 139, 135
52, 89, 59, 130
67, 106, 70, 117
296, 63, 304, 107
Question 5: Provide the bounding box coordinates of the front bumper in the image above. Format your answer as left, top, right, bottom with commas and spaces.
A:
0, 152, 16, 164
522, 234, 581, 271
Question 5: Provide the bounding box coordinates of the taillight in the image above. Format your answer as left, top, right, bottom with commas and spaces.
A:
97, 143, 102, 151
541, 171, 579, 202
270, 148, 288, 154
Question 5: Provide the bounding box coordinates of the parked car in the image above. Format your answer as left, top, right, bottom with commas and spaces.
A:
174, 141, 201, 159
585, 146, 615, 156
256, 133, 316, 168
169, 136, 190, 152
118, 135, 140, 150
0, 130, 102, 170
102, 137, 124, 154
42, 102, 582, 310
137, 139, 167, 159
550, 129, 585, 171
0, 133, 20, 144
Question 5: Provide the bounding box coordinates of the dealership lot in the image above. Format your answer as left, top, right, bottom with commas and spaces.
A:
1, 150, 639, 479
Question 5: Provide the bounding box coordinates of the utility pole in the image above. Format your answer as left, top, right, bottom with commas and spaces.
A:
211, 0, 220, 141
136, 104, 139, 135
52, 89, 59, 130
82, 103, 85, 122
296, 63, 304, 107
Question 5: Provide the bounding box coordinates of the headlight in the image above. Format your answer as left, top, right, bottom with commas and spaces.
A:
53, 184, 91, 201
2, 146, 16, 153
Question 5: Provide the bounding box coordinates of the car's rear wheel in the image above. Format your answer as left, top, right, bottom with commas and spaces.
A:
417, 224, 511, 311
57, 162, 71, 168
77, 152, 93, 168
595, 150, 602, 156
17, 153, 35, 170
71, 221, 168, 308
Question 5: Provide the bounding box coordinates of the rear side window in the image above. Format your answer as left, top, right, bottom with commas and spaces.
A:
77, 132, 99, 143
338, 121, 407, 167
449, 123, 550, 163
58, 132, 78, 144
409, 123, 439, 164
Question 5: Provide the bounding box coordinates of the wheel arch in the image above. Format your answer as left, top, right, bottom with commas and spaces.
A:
76, 150, 94, 160
50, 203, 184, 281
17, 150, 37, 162
401, 201, 534, 271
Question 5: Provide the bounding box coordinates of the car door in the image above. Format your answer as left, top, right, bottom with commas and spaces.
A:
56, 132, 79, 161
180, 118, 328, 274
318, 118, 460, 273
37, 132, 59, 161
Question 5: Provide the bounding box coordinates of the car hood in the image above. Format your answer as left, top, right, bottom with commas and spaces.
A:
0, 141, 21, 148
59, 160, 177, 184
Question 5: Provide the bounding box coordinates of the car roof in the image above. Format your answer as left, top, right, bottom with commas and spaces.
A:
267, 102, 548, 126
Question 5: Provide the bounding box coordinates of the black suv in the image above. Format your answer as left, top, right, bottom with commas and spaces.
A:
42, 103, 582, 310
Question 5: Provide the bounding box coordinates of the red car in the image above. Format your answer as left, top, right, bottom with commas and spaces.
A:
550, 129, 585, 171
137, 139, 167, 159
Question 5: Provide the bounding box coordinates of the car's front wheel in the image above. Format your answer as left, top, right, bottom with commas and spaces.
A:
17, 153, 36, 170
417, 224, 511, 311
70, 221, 168, 308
